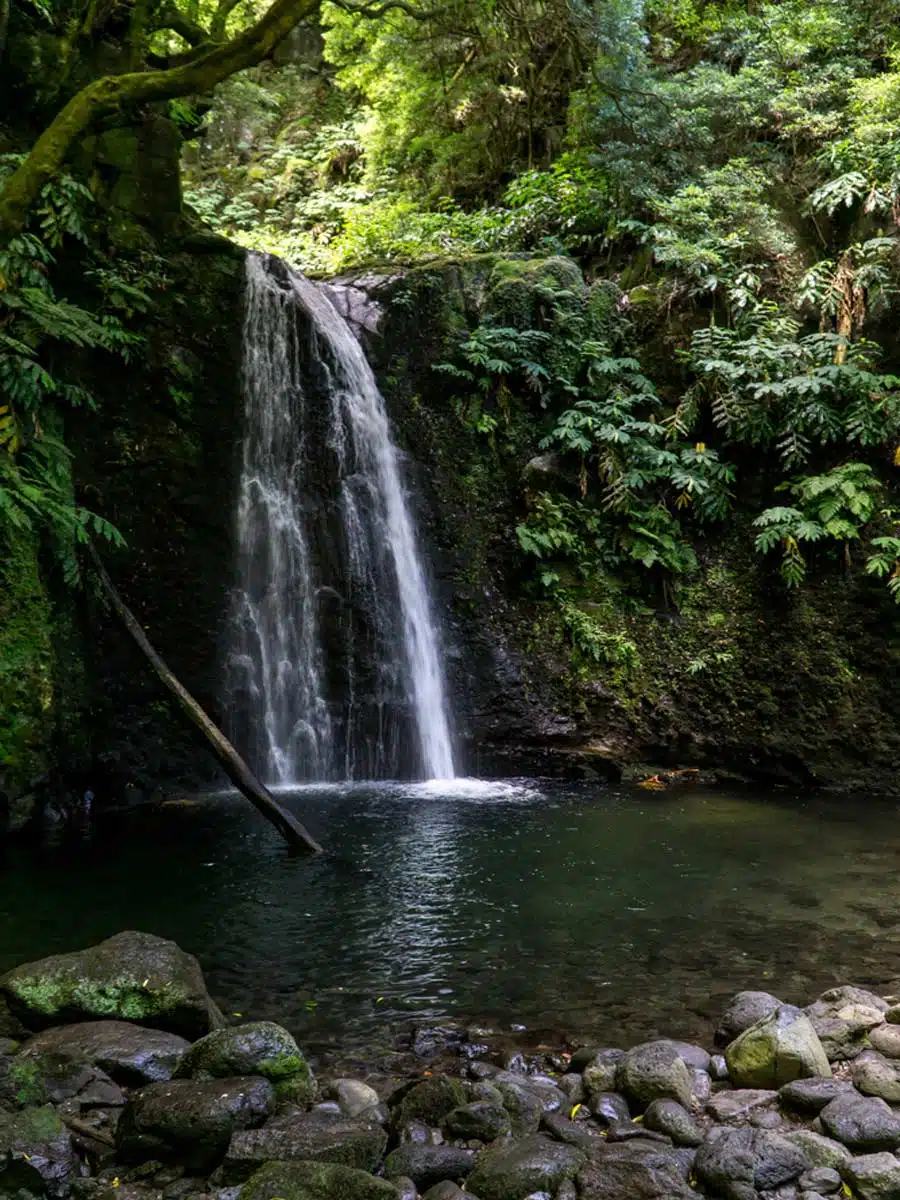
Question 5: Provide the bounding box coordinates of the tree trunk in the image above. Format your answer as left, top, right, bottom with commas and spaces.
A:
0, 0, 320, 236
88, 543, 323, 855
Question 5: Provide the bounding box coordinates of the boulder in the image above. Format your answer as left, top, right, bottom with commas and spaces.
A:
869, 1026, 900, 1059
0, 933, 223, 1039
695, 1126, 807, 1194
392, 1076, 467, 1129
495, 1082, 542, 1136
442, 1102, 511, 1141
840, 1152, 900, 1200
576, 1150, 695, 1199
115, 1076, 275, 1169
587, 1093, 630, 1127
0, 1105, 79, 1199
238, 1161, 396, 1200
421, 1185, 480, 1200
19, 1021, 190, 1085
778, 1077, 854, 1114
820, 1092, 900, 1152
539, 1112, 602, 1152
725, 1004, 830, 1088
174, 1022, 314, 1104
224, 1110, 387, 1177
615, 1042, 693, 1110
706, 1088, 777, 1123
642, 1100, 704, 1147
781, 1129, 851, 1170
323, 1080, 381, 1120
382, 1145, 475, 1190
466, 1136, 585, 1200
854, 1052, 900, 1102
799, 1166, 842, 1194
716, 992, 781, 1045
582, 1051, 624, 1098
806, 987, 888, 1061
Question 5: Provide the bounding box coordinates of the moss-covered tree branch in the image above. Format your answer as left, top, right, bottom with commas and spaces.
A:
0, 0, 320, 237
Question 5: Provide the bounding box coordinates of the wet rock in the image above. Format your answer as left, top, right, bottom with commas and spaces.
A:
690, 1068, 711, 1103
604, 1123, 670, 1145
225, 1110, 388, 1176
806, 988, 888, 1062
709, 1054, 729, 1082
0, 932, 223, 1039
779, 1078, 854, 1114
819, 1092, 900, 1152
0, 1105, 79, 1199
799, 1166, 841, 1193
412, 1028, 465, 1059
726, 1005, 830, 1088
20, 1022, 190, 1086
707, 1088, 778, 1123
853, 1052, 900, 1102
695, 1126, 807, 1195
869, 1026, 900, 1059
399, 1119, 441, 1145
615, 1041, 693, 1110
238, 1161, 396, 1200
382, 1144, 475, 1190
495, 1082, 542, 1136
582, 1051, 624, 1098
557, 1075, 585, 1104
587, 1093, 630, 1127
539, 1112, 601, 1151
492, 1073, 564, 1115
466, 1135, 585, 1200
174, 1022, 314, 1104
391, 1177, 417, 1200
116, 1076, 275, 1169
421, 1184, 480, 1200
393, 1076, 468, 1129
717, 992, 782, 1045
839, 1151, 900, 1200
781, 1130, 851, 1170
663, 1041, 711, 1073
642, 1100, 704, 1147
324, 1080, 381, 1120
568, 1048, 602, 1075
577, 1150, 695, 1199
443, 1102, 511, 1141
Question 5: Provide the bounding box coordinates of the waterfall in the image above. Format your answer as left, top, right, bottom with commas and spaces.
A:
224, 253, 456, 784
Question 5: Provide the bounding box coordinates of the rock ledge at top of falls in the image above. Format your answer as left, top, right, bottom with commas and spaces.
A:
0, 931, 224, 1040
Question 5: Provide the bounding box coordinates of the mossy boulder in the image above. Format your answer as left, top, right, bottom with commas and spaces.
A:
726, 1005, 831, 1088
466, 1135, 585, 1200
238, 1160, 396, 1200
0, 1105, 78, 1197
0, 931, 224, 1039
115, 1075, 275, 1169
391, 1074, 467, 1128
174, 1020, 314, 1104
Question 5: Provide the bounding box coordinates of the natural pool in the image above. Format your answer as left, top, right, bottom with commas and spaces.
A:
2, 780, 899, 1061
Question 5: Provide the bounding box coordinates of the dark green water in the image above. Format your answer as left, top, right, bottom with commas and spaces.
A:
2, 779, 898, 1057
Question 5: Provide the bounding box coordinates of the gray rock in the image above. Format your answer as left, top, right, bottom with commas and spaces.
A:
225, 1110, 388, 1176
237, 1161, 396, 1200
392, 1177, 417, 1200
0, 932, 222, 1039
466, 1135, 585, 1200
0, 1105, 79, 1199
781, 1130, 851, 1169
869, 1027, 900, 1060
690, 1067, 711, 1103
717, 992, 782, 1045
615, 1042, 693, 1110
779, 1078, 854, 1114
806, 987, 888, 1062
707, 1088, 778, 1122
539, 1112, 602, 1151
587, 1093, 630, 1127
820, 1092, 900, 1152
496, 1082, 542, 1136
726, 1005, 830, 1088
422, 1185, 480, 1200
854, 1051, 900, 1102
577, 1150, 695, 1199
663, 1041, 711, 1073
19, 1022, 190, 1086
798, 1166, 841, 1193
323, 1080, 381, 1119
174, 1022, 314, 1104
695, 1126, 806, 1194
399, 1119, 441, 1145
568, 1048, 603, 1075
709, 1055, 729, 1081
840, 1151, 900, 1200
557, 1075, 585, 1104
582, 1051, 624, 1098
116, 1076, 275, 1170
443, 1102, 511, 1141
642, 1100, 704, 1147
382, 1145, 475, 1190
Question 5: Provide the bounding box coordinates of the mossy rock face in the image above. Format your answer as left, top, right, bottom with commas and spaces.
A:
392, 1074, 468, 1128
0, 1104, 79, 1195
238, 1160, 397, 1200
174, 1021, 315, 1104
466, 1135, 586, 1200
0, 931, 224, 1039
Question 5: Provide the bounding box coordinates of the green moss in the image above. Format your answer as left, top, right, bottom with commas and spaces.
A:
8, 1060, 46, 1107
257, 1052, 306, 1081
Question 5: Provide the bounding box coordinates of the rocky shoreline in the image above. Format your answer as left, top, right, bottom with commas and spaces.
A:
2, 932, 900, 1200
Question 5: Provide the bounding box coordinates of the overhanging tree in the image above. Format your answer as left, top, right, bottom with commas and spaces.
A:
0, 0, 324, 236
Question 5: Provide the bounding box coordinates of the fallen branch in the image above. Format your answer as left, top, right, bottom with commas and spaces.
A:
62, 1116, 115, 1148
87, 542, 323, 855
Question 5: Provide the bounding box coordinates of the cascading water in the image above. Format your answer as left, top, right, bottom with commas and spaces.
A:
224, 253, 456, 784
